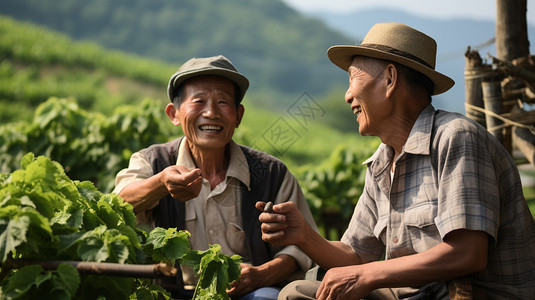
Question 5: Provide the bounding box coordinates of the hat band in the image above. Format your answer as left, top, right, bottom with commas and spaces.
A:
362, 43, 433, 69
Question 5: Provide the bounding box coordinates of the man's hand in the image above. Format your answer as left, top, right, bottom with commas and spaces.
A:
256, 201, 309, 247
227, 255, 298, 298
316, 265, 373, 300
227, 263, 263, 297
160, 165, 202, 201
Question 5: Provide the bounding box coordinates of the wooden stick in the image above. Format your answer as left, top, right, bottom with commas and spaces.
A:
36, 261, 177, 278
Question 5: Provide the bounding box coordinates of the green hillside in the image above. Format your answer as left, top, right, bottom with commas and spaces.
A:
0, 15, 175, 122
0, 14, 380, 191
0, 0, 352, 107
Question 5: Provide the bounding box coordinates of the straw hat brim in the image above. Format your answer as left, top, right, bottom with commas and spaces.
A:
327, 45, 455, 95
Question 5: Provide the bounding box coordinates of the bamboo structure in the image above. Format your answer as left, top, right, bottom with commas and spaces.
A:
464, 51, 535, 164
464, 0, 534, 165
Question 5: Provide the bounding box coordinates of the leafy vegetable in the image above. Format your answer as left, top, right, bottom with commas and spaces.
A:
182, 245, 242, 300
0, 153, 241, 299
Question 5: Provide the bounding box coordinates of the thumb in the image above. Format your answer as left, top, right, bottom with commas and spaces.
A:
182, 168, 202, 184
272, 201, 296, 214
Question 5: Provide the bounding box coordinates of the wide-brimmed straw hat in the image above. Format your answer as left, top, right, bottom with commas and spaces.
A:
167, 55, 249, 102
327, 22, 454, 95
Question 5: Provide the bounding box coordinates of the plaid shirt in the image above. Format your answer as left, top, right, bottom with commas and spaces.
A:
341, 104, 535, 299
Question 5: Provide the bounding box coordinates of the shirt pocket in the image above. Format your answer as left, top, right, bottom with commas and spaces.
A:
404, 203, 441, 253
184, 202, 197, 237
226, 222, 249, 261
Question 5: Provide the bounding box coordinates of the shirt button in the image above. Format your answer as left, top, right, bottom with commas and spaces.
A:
392, 237, 399, 244
208, 229, 215, 235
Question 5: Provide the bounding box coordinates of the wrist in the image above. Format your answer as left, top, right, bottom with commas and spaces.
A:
156, 172, 169, 195
296, 223, 317, 250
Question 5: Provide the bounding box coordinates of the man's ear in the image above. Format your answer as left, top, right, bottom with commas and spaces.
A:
235, 104, 245, 128
165, 103, 181, 126
385, 64, 398, 98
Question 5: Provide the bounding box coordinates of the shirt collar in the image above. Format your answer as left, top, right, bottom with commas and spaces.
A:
402, 104, 435, 156
176, 138, 251, 190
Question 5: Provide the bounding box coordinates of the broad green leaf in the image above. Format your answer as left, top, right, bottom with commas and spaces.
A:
191, 244, 242, 300
180, 249, 202, 274
145, 228, 190, 264
21, 206, 52, 234
145, 227, 169, 249
161, 232, 191, 262
0, 215, 30, 263
78, 226, 109, 262
107, 234, 130, 264
56, 263, 81, 296
225, 255, 242, 285
76, 180, 102, 203
20, 152, 35, 170
95, 197, 121, 228
2, 264, 44, 299
103, 193, 137, 228
58, 232, 84, 254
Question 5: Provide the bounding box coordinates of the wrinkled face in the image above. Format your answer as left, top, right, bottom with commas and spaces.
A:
345, 57, 387, 136
168, 75, 244, 151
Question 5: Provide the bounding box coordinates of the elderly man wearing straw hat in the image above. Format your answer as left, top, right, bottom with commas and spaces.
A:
113, 55, 317, 299
258, 23, 535, 299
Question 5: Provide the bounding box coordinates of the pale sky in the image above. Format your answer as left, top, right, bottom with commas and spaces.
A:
282, 0, 535, 25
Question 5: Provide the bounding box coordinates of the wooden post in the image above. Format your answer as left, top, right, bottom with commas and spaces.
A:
496, 0, 529, 62
482, 79, 509, 152
464, 48, 487, 127
513, 126, 535, 165
495, 0, 530, 157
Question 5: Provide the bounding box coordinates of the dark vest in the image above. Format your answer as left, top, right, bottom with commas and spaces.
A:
139, 137, 287, 266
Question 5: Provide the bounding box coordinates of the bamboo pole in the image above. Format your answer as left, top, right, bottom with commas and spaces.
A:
16, 261, 178, 278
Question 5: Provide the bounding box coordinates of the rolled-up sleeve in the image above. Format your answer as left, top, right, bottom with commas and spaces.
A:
113, 152, 157, 225
113, 152, 153, 195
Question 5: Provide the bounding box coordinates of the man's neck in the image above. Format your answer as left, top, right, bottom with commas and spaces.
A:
381, 98, 429, 157
187, 140, 229, 189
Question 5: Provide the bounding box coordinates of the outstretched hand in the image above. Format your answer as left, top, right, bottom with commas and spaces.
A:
160, 165, 202, 201
256, 201, 309, 247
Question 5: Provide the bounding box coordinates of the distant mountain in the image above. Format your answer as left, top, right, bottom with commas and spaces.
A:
0, 0, 353, 109
306, 8, 535, 113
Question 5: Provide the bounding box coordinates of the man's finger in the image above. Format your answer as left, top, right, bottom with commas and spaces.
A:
181, 168, 202, 184
255, 201, 266, 212
270, 201, 295, 214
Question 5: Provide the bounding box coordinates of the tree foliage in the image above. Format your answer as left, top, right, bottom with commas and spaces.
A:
0, 153, 241, 300
0, 97, 175, 193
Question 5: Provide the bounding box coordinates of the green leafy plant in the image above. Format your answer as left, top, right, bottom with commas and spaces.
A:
0, 97, 175, 193
0, 153, 241, 299
300, 144, 377, 226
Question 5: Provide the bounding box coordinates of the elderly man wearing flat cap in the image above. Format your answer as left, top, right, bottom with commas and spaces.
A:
113, 55, 317, 299
258, 23, 535, 299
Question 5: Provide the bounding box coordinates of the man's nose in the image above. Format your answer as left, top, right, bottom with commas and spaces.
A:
345, 88, 353, 104
202, 100, 221, 118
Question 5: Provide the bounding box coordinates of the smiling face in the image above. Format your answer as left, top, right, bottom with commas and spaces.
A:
345, 57, 390, 137
166, 75, 244, 152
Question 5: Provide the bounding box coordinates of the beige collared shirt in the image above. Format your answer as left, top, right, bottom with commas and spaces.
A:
114, 138, 316, 274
